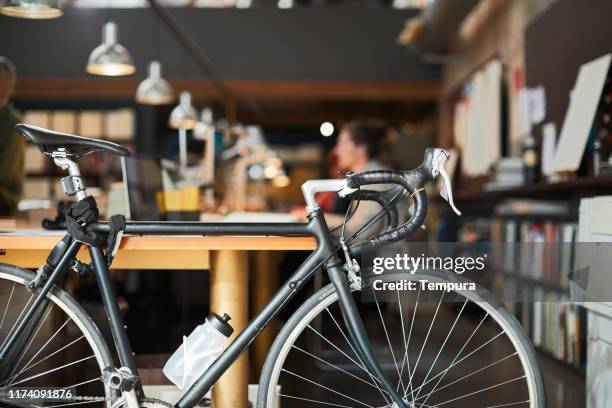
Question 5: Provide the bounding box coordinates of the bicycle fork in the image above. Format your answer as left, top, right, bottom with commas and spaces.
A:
326, 259, 408, 408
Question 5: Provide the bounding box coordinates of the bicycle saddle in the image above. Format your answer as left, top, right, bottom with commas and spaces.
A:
16, 123, 130, 157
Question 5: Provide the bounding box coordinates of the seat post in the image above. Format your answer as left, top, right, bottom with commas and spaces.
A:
52, 149, 87, 201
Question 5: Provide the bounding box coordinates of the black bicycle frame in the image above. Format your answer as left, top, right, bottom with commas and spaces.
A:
0, 209, 408, 408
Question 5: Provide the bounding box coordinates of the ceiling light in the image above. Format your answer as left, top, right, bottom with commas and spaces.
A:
0, 0, 63, 19
169, 91, 198, 130
273, 172, 290, 188
235, 0, 250, 8
265, 156, 282, 169
248, 164, 264, 180
320, 121, 334, 137
264, 165, 279, 179
136, 61, 174, 105
86, 21, 136, 76
194, 107, 214, 140
200, 107, 214, 125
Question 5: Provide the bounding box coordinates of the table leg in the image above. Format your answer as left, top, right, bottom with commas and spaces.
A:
252, 251, 280, 378
210, 250, 249, 408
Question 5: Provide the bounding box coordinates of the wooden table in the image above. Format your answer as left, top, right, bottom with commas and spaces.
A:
0, 231, 317, 408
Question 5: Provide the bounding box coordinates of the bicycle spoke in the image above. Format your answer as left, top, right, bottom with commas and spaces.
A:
292, 345, 386, 392
306, 324, 368, 374
406, 290, 444, 402
5, 319, 76, 386
484, 400, 530, 407
20, 318, 71, 370
7, 305, 53, 380
412, 298, 468, 402
2, 354, 95, 389
278, 393, 358, 408
411, 330, 506, 400
405, 312, 490, 398
397, 286, 420, 399
414, 352, 519, 403
17, 335, 85, 385
443, 330, 505, 373
433, 375, 526, 406
372, 287, 405, 394
325, 308, 365, 366
0, 293, 33, 350
281, 368, 374, 408
62, 377, 101, 390
325, 308, 390, 405
0, 282, 16, 332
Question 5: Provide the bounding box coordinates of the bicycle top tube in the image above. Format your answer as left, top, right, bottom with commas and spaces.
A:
87, 219, 317, 237
85, 179, 358, 240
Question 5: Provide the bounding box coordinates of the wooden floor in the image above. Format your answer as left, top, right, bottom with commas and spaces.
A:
537, 352, 585, 407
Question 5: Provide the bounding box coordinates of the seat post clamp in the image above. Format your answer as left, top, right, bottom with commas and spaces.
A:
61, 175, 85, 197
52, 150, 87, 201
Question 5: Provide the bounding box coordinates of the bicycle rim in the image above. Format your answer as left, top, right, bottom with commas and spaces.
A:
259, 271, 545, 408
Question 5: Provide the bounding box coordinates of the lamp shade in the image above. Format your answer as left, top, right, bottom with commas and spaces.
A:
169, 91, 197, 130
194, 107, 215, 140
136, 61, 174, 105
200, 107, 213, 125
86, 21, 136, 77
0, 0, 62, 19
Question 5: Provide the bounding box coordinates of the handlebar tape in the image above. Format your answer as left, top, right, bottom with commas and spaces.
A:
352, 187, 401, 231
347, 148, 436, 256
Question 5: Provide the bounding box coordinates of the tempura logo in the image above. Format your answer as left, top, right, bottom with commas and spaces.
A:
372, 253, 487, 275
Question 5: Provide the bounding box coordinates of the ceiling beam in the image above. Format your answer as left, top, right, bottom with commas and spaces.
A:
15, 78, 440, 102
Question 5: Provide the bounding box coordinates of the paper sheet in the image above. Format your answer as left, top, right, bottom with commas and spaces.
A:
552, 53, 611, 173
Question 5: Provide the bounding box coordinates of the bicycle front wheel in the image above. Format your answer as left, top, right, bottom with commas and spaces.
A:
258, 271, 545, 408
0, 263, 115, 407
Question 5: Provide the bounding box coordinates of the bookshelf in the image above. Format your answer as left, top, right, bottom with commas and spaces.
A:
452, 212, 586, 372
455, 175, 612, 204
439, 179, 612, 374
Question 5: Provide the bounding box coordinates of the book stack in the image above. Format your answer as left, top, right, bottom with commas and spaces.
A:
526, 297, 585, 367
484, 157, 524, 191
491, 219, 576, 286
488, 217, 585, 369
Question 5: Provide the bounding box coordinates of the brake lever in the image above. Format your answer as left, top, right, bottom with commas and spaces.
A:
439, 166, 462, 216
432, 148, 462, 216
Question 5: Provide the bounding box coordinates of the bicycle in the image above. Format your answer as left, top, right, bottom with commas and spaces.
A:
0, 123, 545, 408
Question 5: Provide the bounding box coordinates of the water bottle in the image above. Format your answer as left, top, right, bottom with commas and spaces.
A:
163, 313, 234, 390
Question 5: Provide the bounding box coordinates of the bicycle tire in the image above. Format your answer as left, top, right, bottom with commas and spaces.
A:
257, 270, 546, 408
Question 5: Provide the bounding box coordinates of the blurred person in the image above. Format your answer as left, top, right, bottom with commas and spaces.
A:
0, 56, 24, 216
317, 150, 350, 213
334, 121, 400, 238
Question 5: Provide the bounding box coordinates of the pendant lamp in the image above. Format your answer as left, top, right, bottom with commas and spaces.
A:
169, 91, 197, 130
136, 61, 174, 105
0, 0, 62, 19
86, 21, 135, 77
